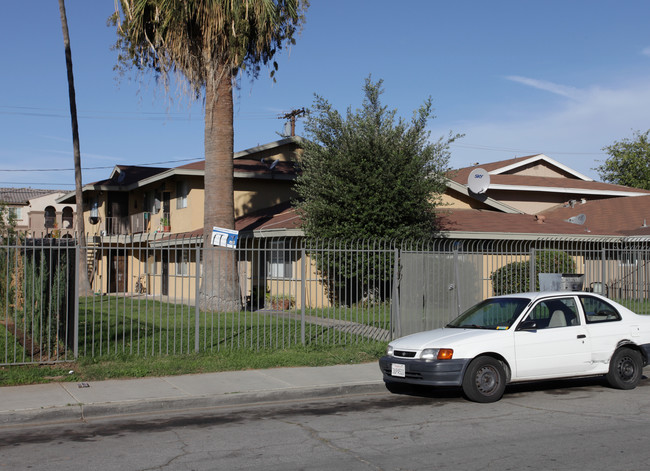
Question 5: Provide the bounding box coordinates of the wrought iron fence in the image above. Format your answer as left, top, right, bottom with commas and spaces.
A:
3, 234, 650, 365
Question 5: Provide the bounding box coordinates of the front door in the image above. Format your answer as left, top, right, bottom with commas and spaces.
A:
110, 254, 127, 293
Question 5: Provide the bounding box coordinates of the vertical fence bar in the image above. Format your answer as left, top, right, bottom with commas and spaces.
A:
195, 244, 201, 353
301, 246, 306, 345
392, 246, 400, 340
74, 240, 80, 359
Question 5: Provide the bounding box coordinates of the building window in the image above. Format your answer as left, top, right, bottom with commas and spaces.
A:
176, 181, 188, 209
144, 190, 161, 214
175, 249, 189, 276
44, 206, 56, 229
268, 240, 292, 279
62, 206, 74, 229
147, 254, 157, 275
8, 207, 21, 220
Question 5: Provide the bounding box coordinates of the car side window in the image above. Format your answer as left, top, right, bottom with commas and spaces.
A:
524, 297, 580, 329
579, 296, 621, 323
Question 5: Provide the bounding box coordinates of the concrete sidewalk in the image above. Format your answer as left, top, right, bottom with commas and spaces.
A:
0, 363, 385, 426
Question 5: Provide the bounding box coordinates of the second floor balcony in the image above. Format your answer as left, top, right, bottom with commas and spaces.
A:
103, 212, 170, 236
105, 216, 130, 236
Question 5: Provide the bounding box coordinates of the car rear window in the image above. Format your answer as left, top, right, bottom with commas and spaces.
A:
579, 295, 621, 323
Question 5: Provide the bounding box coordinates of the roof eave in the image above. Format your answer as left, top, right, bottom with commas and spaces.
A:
488, 184, 649, 197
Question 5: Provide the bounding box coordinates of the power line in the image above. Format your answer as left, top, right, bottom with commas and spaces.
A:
0, 105, 278, 121
0, 157, 200, 173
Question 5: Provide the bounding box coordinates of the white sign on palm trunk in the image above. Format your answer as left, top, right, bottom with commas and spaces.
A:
211, 227, 239, 248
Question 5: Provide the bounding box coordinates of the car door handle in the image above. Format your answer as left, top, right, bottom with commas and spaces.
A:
577, 334, 586, 339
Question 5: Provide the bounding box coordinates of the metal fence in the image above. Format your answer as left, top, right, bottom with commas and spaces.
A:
3, 234, 650, 365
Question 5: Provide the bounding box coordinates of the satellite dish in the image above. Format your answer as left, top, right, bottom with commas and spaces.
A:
566, 214, 586, 225
467, 168, 490, 194
282, 122, 291, 137
269, 159, 279, 170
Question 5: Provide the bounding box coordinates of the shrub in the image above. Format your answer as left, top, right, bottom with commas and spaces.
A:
491, 250, 577, 296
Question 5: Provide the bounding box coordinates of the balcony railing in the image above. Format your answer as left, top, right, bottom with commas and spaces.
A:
103, 212, 166, 236
130, 212, 151, 234
105, 216, 129, 235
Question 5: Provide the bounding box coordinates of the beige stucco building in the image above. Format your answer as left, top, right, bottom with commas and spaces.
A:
56, 143, 650, 307
1, 188, 77, 236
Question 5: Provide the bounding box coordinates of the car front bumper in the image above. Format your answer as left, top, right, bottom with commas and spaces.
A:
378, 356, 471, 386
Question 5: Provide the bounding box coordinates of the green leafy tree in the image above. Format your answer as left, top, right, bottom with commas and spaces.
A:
296, 77, 461, 241
596, 130, 650, 189
111, 0, 307, 310
295, 77, 462, 304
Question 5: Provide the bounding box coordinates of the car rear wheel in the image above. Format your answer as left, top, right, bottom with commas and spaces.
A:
606, 347, 643, 390
462, 356, 506, 403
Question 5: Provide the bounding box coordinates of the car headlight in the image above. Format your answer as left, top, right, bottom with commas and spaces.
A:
421, 348, 453, 360
386, 345, 394, 356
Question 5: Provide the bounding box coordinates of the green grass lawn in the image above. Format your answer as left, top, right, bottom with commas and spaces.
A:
76, 296, 389, 358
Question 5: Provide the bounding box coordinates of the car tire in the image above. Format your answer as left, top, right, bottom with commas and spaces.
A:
606, 347, 643, 390
462, 356, 506, 403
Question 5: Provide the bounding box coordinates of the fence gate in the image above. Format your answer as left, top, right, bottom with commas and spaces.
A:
397, 248, 483, 337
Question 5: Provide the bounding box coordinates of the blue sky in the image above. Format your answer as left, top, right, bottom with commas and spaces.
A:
2, 1, 650, 189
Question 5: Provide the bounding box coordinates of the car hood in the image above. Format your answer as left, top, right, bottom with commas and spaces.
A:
390, 327, 505, 351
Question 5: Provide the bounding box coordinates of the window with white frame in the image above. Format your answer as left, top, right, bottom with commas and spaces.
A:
176, 181, 188, 209
268, 240, 292, 279
175, 249, 189, 276
8, 207, 21, 220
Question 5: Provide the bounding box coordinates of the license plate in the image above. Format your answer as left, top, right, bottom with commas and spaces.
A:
391, 363, 406, 377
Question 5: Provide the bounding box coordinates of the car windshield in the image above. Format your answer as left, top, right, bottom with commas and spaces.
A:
446, 297, 530, 330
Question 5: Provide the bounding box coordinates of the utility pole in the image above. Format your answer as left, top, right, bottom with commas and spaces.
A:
279, 108, 306, 136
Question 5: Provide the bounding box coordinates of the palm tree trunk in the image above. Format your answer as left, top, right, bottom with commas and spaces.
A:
58, 0, 92, 296
199, 70, 241, 311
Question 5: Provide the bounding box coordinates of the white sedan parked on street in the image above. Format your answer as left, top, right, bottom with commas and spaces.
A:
379, 292, 650, 402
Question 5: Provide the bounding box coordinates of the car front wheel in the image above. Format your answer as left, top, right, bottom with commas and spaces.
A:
462, 356, 506, 403
606, 347, 643, 390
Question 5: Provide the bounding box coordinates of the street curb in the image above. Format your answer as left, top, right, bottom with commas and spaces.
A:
0, 381, 386, 427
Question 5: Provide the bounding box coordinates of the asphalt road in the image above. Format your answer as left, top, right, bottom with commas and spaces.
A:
2, 376, 650, 471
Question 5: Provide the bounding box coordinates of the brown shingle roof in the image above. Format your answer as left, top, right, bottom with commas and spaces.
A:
436, 209, 592, 235
447, 156, 650, 195
235, 201, 301, 232
540, 195, 650, 236
89, 166, 169, 187
176, 159, 298, 177
437, 195, 650, 237
449, 155, 544, 182
482, 175, 650, 193
0, 188, 59, 205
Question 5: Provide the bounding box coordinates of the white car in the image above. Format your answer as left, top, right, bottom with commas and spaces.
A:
379, 291, 650, 402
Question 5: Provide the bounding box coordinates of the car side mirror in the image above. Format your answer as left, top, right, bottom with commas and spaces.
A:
517, 320, 537, 331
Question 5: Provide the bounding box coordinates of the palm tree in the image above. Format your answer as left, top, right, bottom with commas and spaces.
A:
58, 0, 92, 295
112, 0, 307, 310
